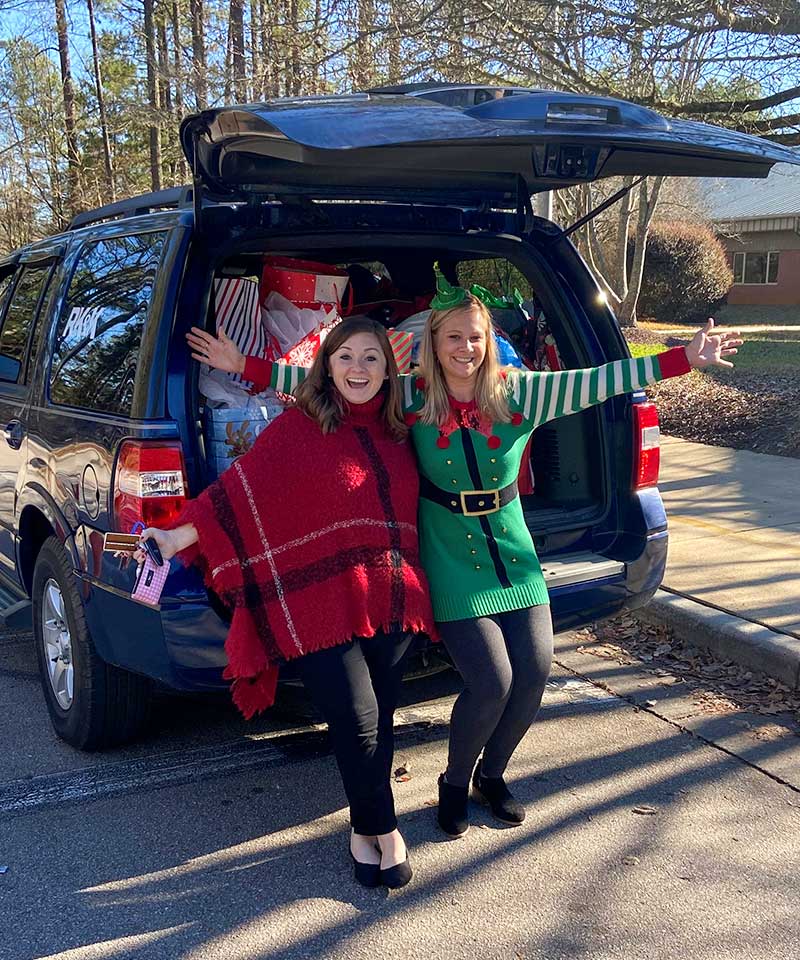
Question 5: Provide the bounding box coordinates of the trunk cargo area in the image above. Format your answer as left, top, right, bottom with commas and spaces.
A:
192, 231, 615, 570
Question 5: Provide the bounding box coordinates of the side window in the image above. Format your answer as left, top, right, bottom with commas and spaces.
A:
0, 265, 53, 384
49, 232, 166, 415
0, 272, 14, 316
25, 268, 58, 382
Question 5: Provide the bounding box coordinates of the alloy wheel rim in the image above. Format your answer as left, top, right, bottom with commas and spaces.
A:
42, 578, 73, 710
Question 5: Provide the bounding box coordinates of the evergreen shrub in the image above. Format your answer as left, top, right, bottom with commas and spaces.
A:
637, 222, 733, 325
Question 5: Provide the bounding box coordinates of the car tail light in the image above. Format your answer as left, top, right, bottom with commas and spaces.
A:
632, 402, 660, 489
113, 441, 188, 531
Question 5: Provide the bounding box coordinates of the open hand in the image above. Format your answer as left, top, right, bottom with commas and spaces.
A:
685, 318, 743, 370
186, 326, 246, 375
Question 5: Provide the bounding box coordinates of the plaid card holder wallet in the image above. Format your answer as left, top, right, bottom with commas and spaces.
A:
131, 556, 170, 606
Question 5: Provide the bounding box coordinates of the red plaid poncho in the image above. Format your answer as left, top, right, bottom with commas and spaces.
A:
175, 394, 435, 718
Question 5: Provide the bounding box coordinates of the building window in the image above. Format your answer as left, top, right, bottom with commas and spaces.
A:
732, 251, 779, 284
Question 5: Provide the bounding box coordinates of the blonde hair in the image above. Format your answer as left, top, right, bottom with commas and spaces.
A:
294, 317, 407, 441
417, 294, 512, 427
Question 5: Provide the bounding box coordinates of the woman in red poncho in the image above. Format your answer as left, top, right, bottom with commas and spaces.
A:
135, 317, 434, 890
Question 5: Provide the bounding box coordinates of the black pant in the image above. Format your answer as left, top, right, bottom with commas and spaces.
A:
295, 630, 413, 836
438, 604, 554, 788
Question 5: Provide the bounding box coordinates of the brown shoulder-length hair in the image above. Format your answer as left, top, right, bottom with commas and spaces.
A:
417, 293, 512, 428
293, 316, 407, 441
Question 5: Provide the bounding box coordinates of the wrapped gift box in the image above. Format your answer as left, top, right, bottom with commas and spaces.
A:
204, 400, 285, 477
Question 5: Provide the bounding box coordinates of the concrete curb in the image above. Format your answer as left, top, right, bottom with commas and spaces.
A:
636, 589, 800, 691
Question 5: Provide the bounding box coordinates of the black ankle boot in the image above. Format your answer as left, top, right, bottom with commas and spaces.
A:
472, 761, 525, 825
437, 773, 470, 837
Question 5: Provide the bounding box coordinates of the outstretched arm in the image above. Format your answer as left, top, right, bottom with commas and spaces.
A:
187, 326, 246, 374
186, 327, 308, 395
519, 319, 742, 428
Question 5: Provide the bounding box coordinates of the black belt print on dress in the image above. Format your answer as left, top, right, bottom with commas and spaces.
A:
459, 427, 512, 589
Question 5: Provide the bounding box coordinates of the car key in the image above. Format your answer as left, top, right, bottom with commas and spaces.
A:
142, 537, 164, 567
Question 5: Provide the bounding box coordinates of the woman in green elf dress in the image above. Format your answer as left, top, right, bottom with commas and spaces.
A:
402, 278, 740, 836
187, 273, 742, 839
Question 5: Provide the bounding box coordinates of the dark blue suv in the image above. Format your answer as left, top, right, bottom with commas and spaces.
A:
0, 88, 794, 749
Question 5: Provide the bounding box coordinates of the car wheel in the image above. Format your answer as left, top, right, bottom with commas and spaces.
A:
33, 536, 153, 750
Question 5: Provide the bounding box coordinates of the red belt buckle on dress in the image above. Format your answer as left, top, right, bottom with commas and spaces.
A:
459, 488, 501, 516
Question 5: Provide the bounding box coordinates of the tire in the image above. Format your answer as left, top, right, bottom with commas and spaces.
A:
33, 536, 153, 750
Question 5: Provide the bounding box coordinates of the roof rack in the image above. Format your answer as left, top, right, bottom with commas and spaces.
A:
367, 82, 456, 95
368, 82, 505, 95
367, 82, 536, 96
68, 186, 194, 231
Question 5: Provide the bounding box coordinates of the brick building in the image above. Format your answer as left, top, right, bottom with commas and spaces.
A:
707, 161, 800, 322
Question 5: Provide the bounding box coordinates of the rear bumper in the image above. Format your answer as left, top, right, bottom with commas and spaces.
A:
79, 575, 230, 690
548, 528, 667, 632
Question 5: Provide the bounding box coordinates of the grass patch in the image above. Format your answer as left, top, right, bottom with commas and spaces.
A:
715, 338, 800, 375
641, 311, 800, 328
732, 329, 800, 342
626, 326, 800, 376
715, 306, 800, 327
628, 341, 665, 358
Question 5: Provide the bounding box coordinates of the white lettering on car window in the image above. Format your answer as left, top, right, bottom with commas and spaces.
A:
62, 306, 104, 342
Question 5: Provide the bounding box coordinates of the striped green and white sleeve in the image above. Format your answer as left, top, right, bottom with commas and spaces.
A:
242, 356, 308, 395
401, 373, 426, 413
513, 346, 691, 428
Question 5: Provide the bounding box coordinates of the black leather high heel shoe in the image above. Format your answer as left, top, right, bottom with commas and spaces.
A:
379, 853, 413, 889
349, 848, 381, 888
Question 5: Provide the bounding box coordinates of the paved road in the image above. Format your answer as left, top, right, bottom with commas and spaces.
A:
2, 628, 798, 960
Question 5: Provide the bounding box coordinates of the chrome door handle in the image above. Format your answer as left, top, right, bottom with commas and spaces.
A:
3, 420, 23, 449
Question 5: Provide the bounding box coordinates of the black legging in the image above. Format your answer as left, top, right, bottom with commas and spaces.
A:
438, 604, 554, 788
295, 630, 413, 836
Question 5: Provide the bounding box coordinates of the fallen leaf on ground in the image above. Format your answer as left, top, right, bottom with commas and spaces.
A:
632, 805, 658, 815
750, 724, 791, 741
393, 762, 412, 781
647, 362, 800, 459
570, 612, 800, 736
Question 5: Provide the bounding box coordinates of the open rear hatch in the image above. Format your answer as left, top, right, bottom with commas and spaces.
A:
180, 91, 799, 210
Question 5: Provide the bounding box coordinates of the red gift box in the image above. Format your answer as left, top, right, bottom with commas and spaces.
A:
261, 256, 351, 311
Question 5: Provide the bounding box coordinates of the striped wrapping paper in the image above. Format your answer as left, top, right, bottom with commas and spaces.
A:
387, 329, 414, 374
213, 278, 269, 385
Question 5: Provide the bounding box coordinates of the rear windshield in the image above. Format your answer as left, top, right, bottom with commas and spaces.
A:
49, 231, 166, 416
